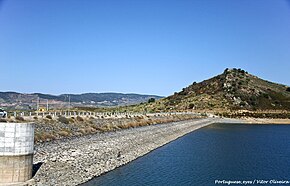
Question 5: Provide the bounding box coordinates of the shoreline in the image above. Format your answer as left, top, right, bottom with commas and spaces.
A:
32, 118, 222, 186
241, 118, 290, 124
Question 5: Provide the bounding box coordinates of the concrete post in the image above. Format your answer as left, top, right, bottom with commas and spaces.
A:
0, 123, 34, 184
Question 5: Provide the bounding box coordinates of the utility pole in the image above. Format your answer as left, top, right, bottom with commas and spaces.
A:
68, 95, 71, 111
37, 97, 39, 111
46, 99, 49, 111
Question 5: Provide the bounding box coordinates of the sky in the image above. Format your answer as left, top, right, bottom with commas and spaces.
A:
0, 0, 289, 96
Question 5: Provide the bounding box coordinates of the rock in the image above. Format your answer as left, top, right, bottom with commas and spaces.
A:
32, 118, 221, 186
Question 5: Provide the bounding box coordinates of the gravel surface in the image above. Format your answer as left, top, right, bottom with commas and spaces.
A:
32, 118, 223, 186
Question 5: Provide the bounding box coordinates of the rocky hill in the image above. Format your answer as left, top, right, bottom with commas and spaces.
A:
143, 68, 290, 112
0, 92, 163, 110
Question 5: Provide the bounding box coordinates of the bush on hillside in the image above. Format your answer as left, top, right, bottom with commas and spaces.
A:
148, 98, 156, 103
76, 116, 84, 122
15, 116, 25, 121
0, 118, 7, 123
46, 115, 52, 120
188, 103, 195, 109
58, 116, 69, 124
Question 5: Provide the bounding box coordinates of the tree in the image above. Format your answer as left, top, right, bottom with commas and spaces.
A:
148, 98, 156, 103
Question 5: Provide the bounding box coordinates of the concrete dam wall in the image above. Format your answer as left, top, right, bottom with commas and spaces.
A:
0, 123, 34, 184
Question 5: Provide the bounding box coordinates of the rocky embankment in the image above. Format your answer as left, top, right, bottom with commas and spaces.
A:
29, 113, 200, 143
32, 118, 223, 186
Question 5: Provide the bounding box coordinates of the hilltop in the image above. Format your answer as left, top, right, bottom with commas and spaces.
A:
133, 68, 290, 113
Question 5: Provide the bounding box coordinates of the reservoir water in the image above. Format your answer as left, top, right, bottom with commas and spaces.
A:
82, 124, 290, 186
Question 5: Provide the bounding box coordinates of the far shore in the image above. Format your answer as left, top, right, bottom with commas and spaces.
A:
241, 117, 290, 124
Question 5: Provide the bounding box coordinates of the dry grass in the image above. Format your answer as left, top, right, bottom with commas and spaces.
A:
76, 116, 84, 122
58, 116, 70, 124
0, 118, 7, 123
68, 117, 75, 123
58, 130, 70, 137
15, 116, 25, 121
33, 114, 200, 143
34, 132, 57, 143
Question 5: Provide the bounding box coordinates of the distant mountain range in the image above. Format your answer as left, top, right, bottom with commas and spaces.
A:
142, 68, 290, 112
3, 68, 289, 112
0, 92, 163, 110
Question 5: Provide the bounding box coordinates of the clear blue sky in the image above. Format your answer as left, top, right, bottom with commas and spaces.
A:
0, 0, 289, 96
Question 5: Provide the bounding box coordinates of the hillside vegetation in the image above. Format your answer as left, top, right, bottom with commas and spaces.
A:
125, 68, 290, 113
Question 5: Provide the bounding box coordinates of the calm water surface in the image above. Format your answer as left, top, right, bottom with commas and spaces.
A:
82, 124, 290, 186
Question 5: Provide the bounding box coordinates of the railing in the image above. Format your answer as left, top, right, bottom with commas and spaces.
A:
7, 111, 198, 118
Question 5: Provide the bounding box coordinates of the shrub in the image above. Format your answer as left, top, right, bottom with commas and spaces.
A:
15, 116, 25, 121
35, 131, 57, 142
286, 87, 290, 92
239, 101, 246, 107
178, 91, 186, 95
148, 98, 156, 103
68, 118, 75, 123
46, 115, 52, 119
262, 93, 270, 99
76, 116, 84, 122
0, 118, 7, 123
58, 116, 69, 124
33, 116, 38, 120
188, 103, 195, 109
58, 130, 70, 137
78, 128, 86, 134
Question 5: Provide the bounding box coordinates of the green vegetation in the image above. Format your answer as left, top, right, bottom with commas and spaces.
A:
148, 98, 156, 103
